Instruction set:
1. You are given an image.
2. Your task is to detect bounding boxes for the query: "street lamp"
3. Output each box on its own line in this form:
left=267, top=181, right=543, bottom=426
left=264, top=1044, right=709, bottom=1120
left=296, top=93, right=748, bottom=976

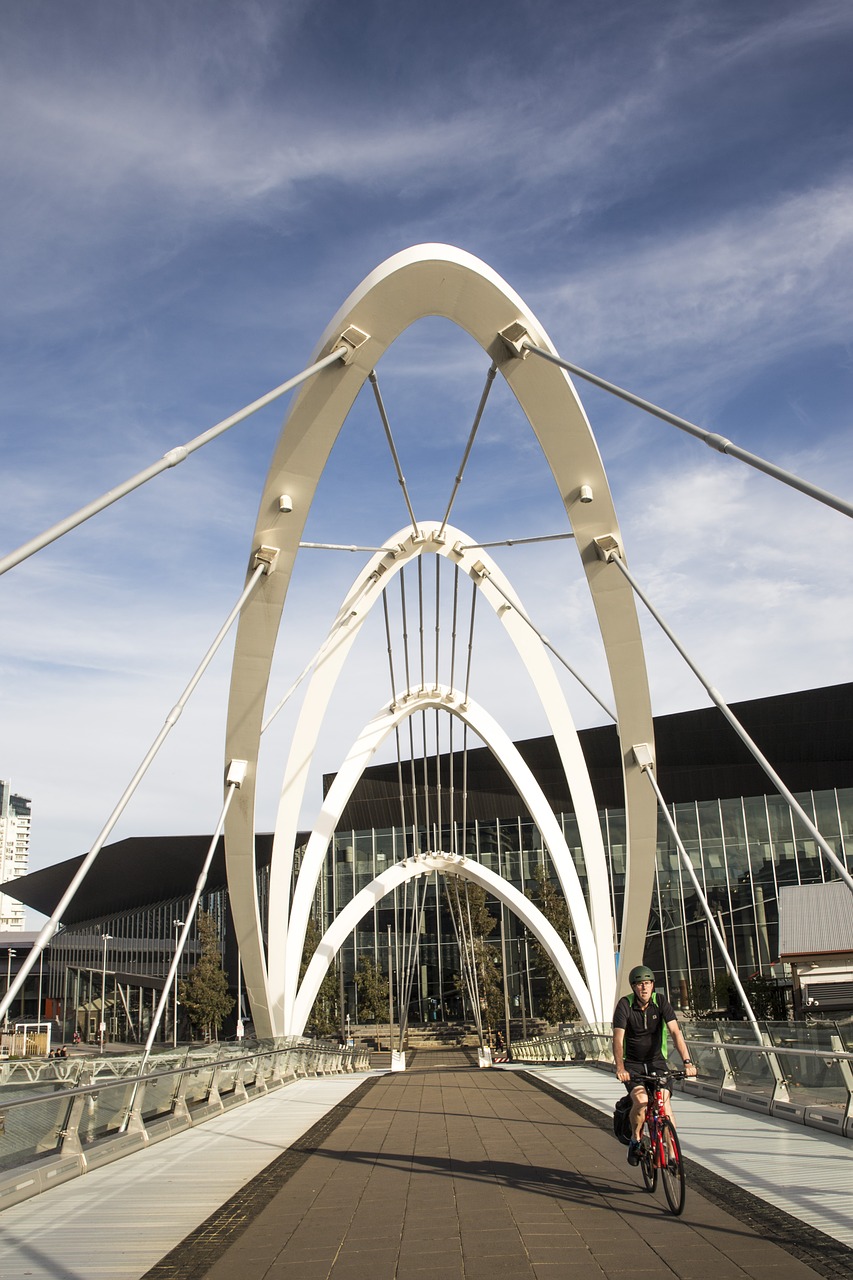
left=173, top=921, right=184, bottom=1049
left=3, top=950, right=16, bottom=1033
left=99, top=935, right=112, bottom=1054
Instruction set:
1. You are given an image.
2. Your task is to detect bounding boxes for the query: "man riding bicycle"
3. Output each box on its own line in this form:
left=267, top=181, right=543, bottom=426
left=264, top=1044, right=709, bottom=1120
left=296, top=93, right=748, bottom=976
left=612, top=965, right=697, bottom=1166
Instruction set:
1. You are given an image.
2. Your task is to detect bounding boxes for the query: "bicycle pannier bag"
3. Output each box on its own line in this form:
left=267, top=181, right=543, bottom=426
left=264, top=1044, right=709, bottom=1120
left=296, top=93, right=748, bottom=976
left=613, top=1095, right=632, bottom=1145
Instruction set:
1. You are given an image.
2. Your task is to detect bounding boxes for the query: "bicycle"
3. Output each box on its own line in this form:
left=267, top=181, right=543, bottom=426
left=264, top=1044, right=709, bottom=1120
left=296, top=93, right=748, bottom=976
left=632, top=1069, right=687, bottom=1215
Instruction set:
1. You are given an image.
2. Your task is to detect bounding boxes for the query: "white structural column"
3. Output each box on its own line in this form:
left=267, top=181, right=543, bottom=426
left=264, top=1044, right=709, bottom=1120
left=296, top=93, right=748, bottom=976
left=283, top=685, right=602, bottom=1027
left=265, top=521, right=615, bottom=1035
left=223, top=245, right=656, bottom=1038
left=291, top=853, right=596, bottom=1033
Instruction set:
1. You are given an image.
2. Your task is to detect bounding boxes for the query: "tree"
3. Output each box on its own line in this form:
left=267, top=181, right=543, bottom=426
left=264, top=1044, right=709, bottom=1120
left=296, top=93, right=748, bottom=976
left=353, top=953, right=389, bottom=1023
left=178, top=909, right=234, bottom=1041
left=300, top=914, right=339, bottom=1037
left=530, top=864, right=580, bottom=1024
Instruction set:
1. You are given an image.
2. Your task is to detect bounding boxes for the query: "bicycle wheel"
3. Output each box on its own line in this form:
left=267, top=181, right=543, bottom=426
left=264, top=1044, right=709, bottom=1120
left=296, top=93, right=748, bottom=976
left=659, top=1119, right=686, bottom=1215
left=640, top=1129, right=657, bottom=1192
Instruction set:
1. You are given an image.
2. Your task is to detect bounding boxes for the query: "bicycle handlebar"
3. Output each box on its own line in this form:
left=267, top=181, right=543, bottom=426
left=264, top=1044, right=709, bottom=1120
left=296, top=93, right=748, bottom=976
left=630, top=1069, right=689, bottom=1086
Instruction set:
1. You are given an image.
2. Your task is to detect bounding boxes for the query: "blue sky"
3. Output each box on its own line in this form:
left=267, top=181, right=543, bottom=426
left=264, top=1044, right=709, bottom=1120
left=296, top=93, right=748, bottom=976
left=2, top=0, right=853, bottom=906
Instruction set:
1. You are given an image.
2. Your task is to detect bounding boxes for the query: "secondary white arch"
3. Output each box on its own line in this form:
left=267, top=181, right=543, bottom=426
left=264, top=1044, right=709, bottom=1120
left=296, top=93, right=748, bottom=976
left=283, top=683, right=604, bottom=1027
left=266, top=520, right=615, bottom=1035
left=224, top=245, right=656, bottom=1039
left=292, top=852, right=596, bottom=1033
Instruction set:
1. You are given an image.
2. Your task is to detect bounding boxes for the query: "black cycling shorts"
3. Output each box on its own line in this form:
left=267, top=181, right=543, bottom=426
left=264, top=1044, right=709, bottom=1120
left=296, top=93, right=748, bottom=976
left=624, top=1058, right=669, bottom=1095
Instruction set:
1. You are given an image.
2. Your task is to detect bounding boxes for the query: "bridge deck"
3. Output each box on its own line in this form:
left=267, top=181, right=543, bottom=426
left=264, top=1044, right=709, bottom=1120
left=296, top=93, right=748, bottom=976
left=0, top=1062, right=849, bottom=1280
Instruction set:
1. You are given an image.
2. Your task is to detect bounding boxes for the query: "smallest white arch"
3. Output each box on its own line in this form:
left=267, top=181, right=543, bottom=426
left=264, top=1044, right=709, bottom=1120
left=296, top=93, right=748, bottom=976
left=291, top=852, right=597, bottom=1034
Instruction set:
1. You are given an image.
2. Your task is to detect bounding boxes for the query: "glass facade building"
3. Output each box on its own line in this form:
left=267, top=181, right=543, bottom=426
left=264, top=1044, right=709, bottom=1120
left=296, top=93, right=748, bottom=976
left=321, top=787, right=853, bottom=1023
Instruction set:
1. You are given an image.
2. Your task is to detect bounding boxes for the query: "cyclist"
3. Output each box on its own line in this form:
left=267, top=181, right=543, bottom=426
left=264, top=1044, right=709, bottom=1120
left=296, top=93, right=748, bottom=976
left=612, top=964, right=696, bottom=1166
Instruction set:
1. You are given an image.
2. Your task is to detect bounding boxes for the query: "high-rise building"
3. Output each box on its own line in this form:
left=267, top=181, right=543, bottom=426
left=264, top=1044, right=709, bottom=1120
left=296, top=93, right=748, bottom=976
left=0, top=781, right=31, bottom=931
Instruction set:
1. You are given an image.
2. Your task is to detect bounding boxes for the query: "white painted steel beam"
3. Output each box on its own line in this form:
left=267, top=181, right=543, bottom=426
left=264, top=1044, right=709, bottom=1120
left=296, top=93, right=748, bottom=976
left=292, top=852, right=596, bottom=1033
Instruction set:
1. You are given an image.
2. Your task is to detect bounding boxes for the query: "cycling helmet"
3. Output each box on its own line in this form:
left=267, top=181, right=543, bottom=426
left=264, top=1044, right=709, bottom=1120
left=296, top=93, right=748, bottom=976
left=628, top=964, right=655, bottom=984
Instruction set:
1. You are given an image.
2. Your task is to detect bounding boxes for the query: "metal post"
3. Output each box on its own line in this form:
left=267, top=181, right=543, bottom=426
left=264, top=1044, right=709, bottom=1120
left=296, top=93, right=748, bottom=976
left=499, top=909, right=511, bottom=1052
left=236, top=949, right=244, bottom=1041
left=37, top=949, right=44, bottom=1028
left=99, top=935, right=112, bottom=1054
left=388, top=925, right=394, bottom=1064
left=3, top=950, right=15, bottom=1032
left=172, top=920, right=184, bottom=1049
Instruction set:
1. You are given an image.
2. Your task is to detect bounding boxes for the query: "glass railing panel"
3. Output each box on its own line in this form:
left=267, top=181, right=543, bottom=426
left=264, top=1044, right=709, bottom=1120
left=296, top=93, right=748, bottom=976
left=139, top=1070, right=181, bottom=1121
left=675, top=1043, right=725, bottom=1087
left=181, top=1064, right=215, bottom=1108
left=78, top=1081, right=137, bottom=1143
left=216, top=1063, right=239, bottom=1095
left=721, top=1046, right=776, bottom=1096
left=0, top=1090, right=75, bottom=1171
left=775, top=1052, right=849, bottom=1111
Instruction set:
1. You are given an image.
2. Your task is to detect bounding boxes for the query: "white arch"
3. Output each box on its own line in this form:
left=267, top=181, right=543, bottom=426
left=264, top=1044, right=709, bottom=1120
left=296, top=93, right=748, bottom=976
left=266, top=520, right=614, bottom=1035
left=283, top=684, right=604, bottom=1026
left=224, top=245, right=656, bottom=1038
left=292, top=852, right=596, bottom=1033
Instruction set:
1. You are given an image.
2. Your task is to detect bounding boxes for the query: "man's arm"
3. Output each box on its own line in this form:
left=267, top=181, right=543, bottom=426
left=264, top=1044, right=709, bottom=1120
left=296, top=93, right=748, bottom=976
left=667, top=1019, right=697, bottom=1077
left=612, top=1026, right=630, bottom=1082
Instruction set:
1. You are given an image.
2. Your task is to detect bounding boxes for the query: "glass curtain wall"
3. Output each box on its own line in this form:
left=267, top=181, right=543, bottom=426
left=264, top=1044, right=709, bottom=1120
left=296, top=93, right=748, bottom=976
left=322, top=787, right=853, bottom=1021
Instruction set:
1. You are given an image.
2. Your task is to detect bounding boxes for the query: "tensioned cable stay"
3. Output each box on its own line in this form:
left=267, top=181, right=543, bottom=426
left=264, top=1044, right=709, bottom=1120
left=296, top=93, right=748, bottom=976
left=398, top=874, right=424, bottom=1049
left=602, top=545, right=853, bottom=896
left=382, top=591, right=410, bottom=853
left=460, top=878, right=486, bottom=1047
left=447, top=876, right=483, bottom=1042
left=434, top=557, right=442, bottom=839
left=0, top=559, right=270, bottom=1024
left=448, top=566, right=461, bottom=850
left=261, top=597, right=367, bottom=734
left=369, top=370, right=419, bottom=538
left=0, top=346, right=349, bottom=578
left=456, top=533, right=575, bottom=550
left=123, top=778, right=242, bottom=1123
left=637, top=762, right=763, bottom=1042
left=483, top=571, right=616, bottom=721
left=520, top=340, right=853, bottom=522
left=417, top=557, right=431, bottom=840
left=399, top=570, right=420, bottom=856
left=299, top=542, right=388, bottom=552
left=438, top=363, right=498, bottom=539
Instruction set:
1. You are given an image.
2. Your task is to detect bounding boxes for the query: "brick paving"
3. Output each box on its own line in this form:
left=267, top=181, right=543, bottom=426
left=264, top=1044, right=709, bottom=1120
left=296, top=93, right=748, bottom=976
left=149, top=1066, right=839, bottom=1280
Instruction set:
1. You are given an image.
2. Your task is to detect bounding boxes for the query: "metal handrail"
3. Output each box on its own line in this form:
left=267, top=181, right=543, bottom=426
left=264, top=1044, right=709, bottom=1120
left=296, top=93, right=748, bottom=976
left=0, top=1042, right=367, bottom=1115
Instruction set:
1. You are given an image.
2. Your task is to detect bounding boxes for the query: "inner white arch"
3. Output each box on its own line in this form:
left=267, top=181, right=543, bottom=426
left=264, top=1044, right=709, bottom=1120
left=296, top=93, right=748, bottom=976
left=291, top=853, right=597, bottom=1034
left=283, top=684, right=604, bottom=1027
left=266, top=521, right=615, bottom=1036
left=224, top=244, right=656, bottom=1040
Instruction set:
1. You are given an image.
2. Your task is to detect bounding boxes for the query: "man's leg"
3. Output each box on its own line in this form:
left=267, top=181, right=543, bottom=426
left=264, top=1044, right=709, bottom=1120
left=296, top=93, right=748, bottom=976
left=630, top=1085, right=648, bottom=1141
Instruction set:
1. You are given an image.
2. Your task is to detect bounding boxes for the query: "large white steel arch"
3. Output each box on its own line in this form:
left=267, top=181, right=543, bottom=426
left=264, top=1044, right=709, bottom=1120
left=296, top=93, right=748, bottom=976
left=224, top=244, right=656, bottom=1039
left=282, top=683, right=604, bottom=1027
left=266, top=520, right=615, bottom=1036
left=292, top=853, right=596, bottom=1034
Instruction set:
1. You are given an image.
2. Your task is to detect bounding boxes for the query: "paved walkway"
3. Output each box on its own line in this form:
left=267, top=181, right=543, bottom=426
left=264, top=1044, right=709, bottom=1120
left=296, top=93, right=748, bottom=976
left=1, top=1064, right=850, bottom=1280
left=148, top=1066, right=846, bottom=1280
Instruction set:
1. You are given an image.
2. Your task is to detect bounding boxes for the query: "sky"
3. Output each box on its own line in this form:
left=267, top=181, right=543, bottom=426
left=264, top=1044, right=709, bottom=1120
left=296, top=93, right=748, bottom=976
left=2, top=0, right=852, bottom=921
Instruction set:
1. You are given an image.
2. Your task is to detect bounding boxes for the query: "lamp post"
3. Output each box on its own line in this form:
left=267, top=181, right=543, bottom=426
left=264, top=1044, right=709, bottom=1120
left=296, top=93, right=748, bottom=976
left=173, top=920, right=184, bottom=1049
left=4, top=950, right=16, bottom=1033
left=99, top=935, right=112, bottom=1054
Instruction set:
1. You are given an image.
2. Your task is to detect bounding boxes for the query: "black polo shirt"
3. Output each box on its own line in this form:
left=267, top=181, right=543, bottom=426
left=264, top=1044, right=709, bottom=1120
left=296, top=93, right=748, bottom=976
left=613, top=991, right=676, bottom=1062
